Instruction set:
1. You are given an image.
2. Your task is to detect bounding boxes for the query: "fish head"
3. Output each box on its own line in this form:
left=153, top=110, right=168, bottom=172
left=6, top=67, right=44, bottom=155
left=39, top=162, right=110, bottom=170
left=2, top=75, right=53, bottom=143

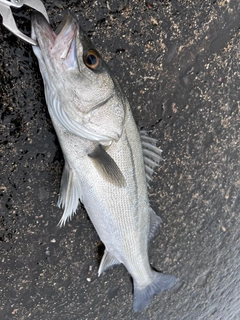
left=31, top=13, right=126, bottom=144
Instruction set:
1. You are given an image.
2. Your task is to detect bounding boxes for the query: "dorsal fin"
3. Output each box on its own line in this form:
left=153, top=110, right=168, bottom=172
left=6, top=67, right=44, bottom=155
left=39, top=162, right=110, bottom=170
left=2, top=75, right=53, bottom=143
left=149, top=207, right=162, bottom=241
left=140, top=131, right=163, bottom=185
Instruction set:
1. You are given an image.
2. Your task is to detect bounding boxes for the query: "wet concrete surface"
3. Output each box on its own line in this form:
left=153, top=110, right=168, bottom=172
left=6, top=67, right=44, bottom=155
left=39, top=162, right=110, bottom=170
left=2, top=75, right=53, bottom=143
left=0, top=0, right=239, bottom=319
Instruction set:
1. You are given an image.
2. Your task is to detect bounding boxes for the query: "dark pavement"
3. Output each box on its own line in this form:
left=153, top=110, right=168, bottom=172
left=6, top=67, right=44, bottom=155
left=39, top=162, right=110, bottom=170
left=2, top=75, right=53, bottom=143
left=0, top=0, right=239, bottom=319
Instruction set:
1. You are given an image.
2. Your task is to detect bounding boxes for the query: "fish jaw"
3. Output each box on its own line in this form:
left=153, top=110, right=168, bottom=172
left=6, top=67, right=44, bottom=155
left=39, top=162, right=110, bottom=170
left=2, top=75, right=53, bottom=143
left=31, top=13, right=78, bottom=72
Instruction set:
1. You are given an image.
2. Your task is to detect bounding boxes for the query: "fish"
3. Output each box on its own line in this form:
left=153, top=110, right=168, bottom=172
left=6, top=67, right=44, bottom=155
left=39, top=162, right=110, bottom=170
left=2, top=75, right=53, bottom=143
left=31, top=12, right=178, bottom=312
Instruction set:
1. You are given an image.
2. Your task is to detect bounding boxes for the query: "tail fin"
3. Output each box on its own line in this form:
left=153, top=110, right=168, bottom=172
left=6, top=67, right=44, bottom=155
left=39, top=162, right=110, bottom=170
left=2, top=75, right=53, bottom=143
left=133, top=271, right=178, bottom=312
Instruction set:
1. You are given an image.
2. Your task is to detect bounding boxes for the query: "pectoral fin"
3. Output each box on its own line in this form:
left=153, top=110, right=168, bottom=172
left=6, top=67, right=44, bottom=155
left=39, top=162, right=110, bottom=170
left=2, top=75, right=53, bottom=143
left=88, top=145, right=126, bottom=187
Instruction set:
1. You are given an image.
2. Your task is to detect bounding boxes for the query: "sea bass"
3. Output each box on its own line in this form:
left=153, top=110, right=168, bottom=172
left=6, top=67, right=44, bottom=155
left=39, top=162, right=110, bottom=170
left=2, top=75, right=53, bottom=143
left=31, top=12, right=177, bottom=312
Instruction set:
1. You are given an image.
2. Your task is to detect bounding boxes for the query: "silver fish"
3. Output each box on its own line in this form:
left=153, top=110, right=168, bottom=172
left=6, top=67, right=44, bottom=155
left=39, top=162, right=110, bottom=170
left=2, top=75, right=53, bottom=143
left=31, top=13, right=177, bottom=312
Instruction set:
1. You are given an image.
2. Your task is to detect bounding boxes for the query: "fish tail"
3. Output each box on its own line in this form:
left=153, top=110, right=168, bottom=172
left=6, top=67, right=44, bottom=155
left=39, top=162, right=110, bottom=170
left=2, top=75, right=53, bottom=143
left=133, top=271, right=178, bottom=312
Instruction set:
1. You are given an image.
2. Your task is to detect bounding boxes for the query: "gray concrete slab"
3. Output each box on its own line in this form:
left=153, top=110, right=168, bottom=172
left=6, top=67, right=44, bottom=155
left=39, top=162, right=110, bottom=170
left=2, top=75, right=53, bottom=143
left=0, top=0, right=239, bottom=319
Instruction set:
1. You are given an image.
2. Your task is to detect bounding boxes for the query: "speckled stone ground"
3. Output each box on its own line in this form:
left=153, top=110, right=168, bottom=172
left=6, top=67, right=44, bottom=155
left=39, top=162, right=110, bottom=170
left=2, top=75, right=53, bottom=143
left=0, top=1, right=239, bottom=319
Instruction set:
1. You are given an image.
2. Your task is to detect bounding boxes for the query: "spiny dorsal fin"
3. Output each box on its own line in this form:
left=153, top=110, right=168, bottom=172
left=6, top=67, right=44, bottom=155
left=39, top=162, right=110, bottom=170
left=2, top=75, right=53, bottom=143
left=140, top=130, right=163, bottom=184
left=88, top=145, right=126, bottom=187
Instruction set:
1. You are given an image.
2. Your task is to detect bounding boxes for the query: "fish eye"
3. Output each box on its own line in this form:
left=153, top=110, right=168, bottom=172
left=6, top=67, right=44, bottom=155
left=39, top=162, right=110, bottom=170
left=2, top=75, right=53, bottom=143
left=84, top=49, right=100, bottom=70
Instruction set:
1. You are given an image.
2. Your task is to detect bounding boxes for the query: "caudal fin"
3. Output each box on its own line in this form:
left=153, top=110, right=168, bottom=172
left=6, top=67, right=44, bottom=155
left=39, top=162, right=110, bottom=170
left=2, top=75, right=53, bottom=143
left=133, top=271, right=178, bottom=312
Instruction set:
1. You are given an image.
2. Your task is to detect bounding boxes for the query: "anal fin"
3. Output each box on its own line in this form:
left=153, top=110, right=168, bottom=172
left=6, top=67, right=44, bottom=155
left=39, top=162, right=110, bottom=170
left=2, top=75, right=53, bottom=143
left=98, top=250, right=121, bottom=276
left=57, top=161, right=82, bottom=227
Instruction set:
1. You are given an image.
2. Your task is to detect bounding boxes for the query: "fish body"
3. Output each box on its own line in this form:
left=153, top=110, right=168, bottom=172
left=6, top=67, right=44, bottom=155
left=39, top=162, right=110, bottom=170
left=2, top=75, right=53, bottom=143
left=31, top=13, right=177, bottom=312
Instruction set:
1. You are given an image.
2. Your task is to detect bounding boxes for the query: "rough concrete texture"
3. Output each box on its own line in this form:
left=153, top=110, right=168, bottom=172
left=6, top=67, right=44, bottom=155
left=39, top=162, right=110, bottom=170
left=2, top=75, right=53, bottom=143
left=0, top=0, right=239, bottom=319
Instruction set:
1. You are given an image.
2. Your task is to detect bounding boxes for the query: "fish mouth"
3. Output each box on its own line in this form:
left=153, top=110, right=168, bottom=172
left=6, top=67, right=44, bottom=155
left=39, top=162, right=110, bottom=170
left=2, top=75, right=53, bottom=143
left=31, top=13, right=77, bottom=69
